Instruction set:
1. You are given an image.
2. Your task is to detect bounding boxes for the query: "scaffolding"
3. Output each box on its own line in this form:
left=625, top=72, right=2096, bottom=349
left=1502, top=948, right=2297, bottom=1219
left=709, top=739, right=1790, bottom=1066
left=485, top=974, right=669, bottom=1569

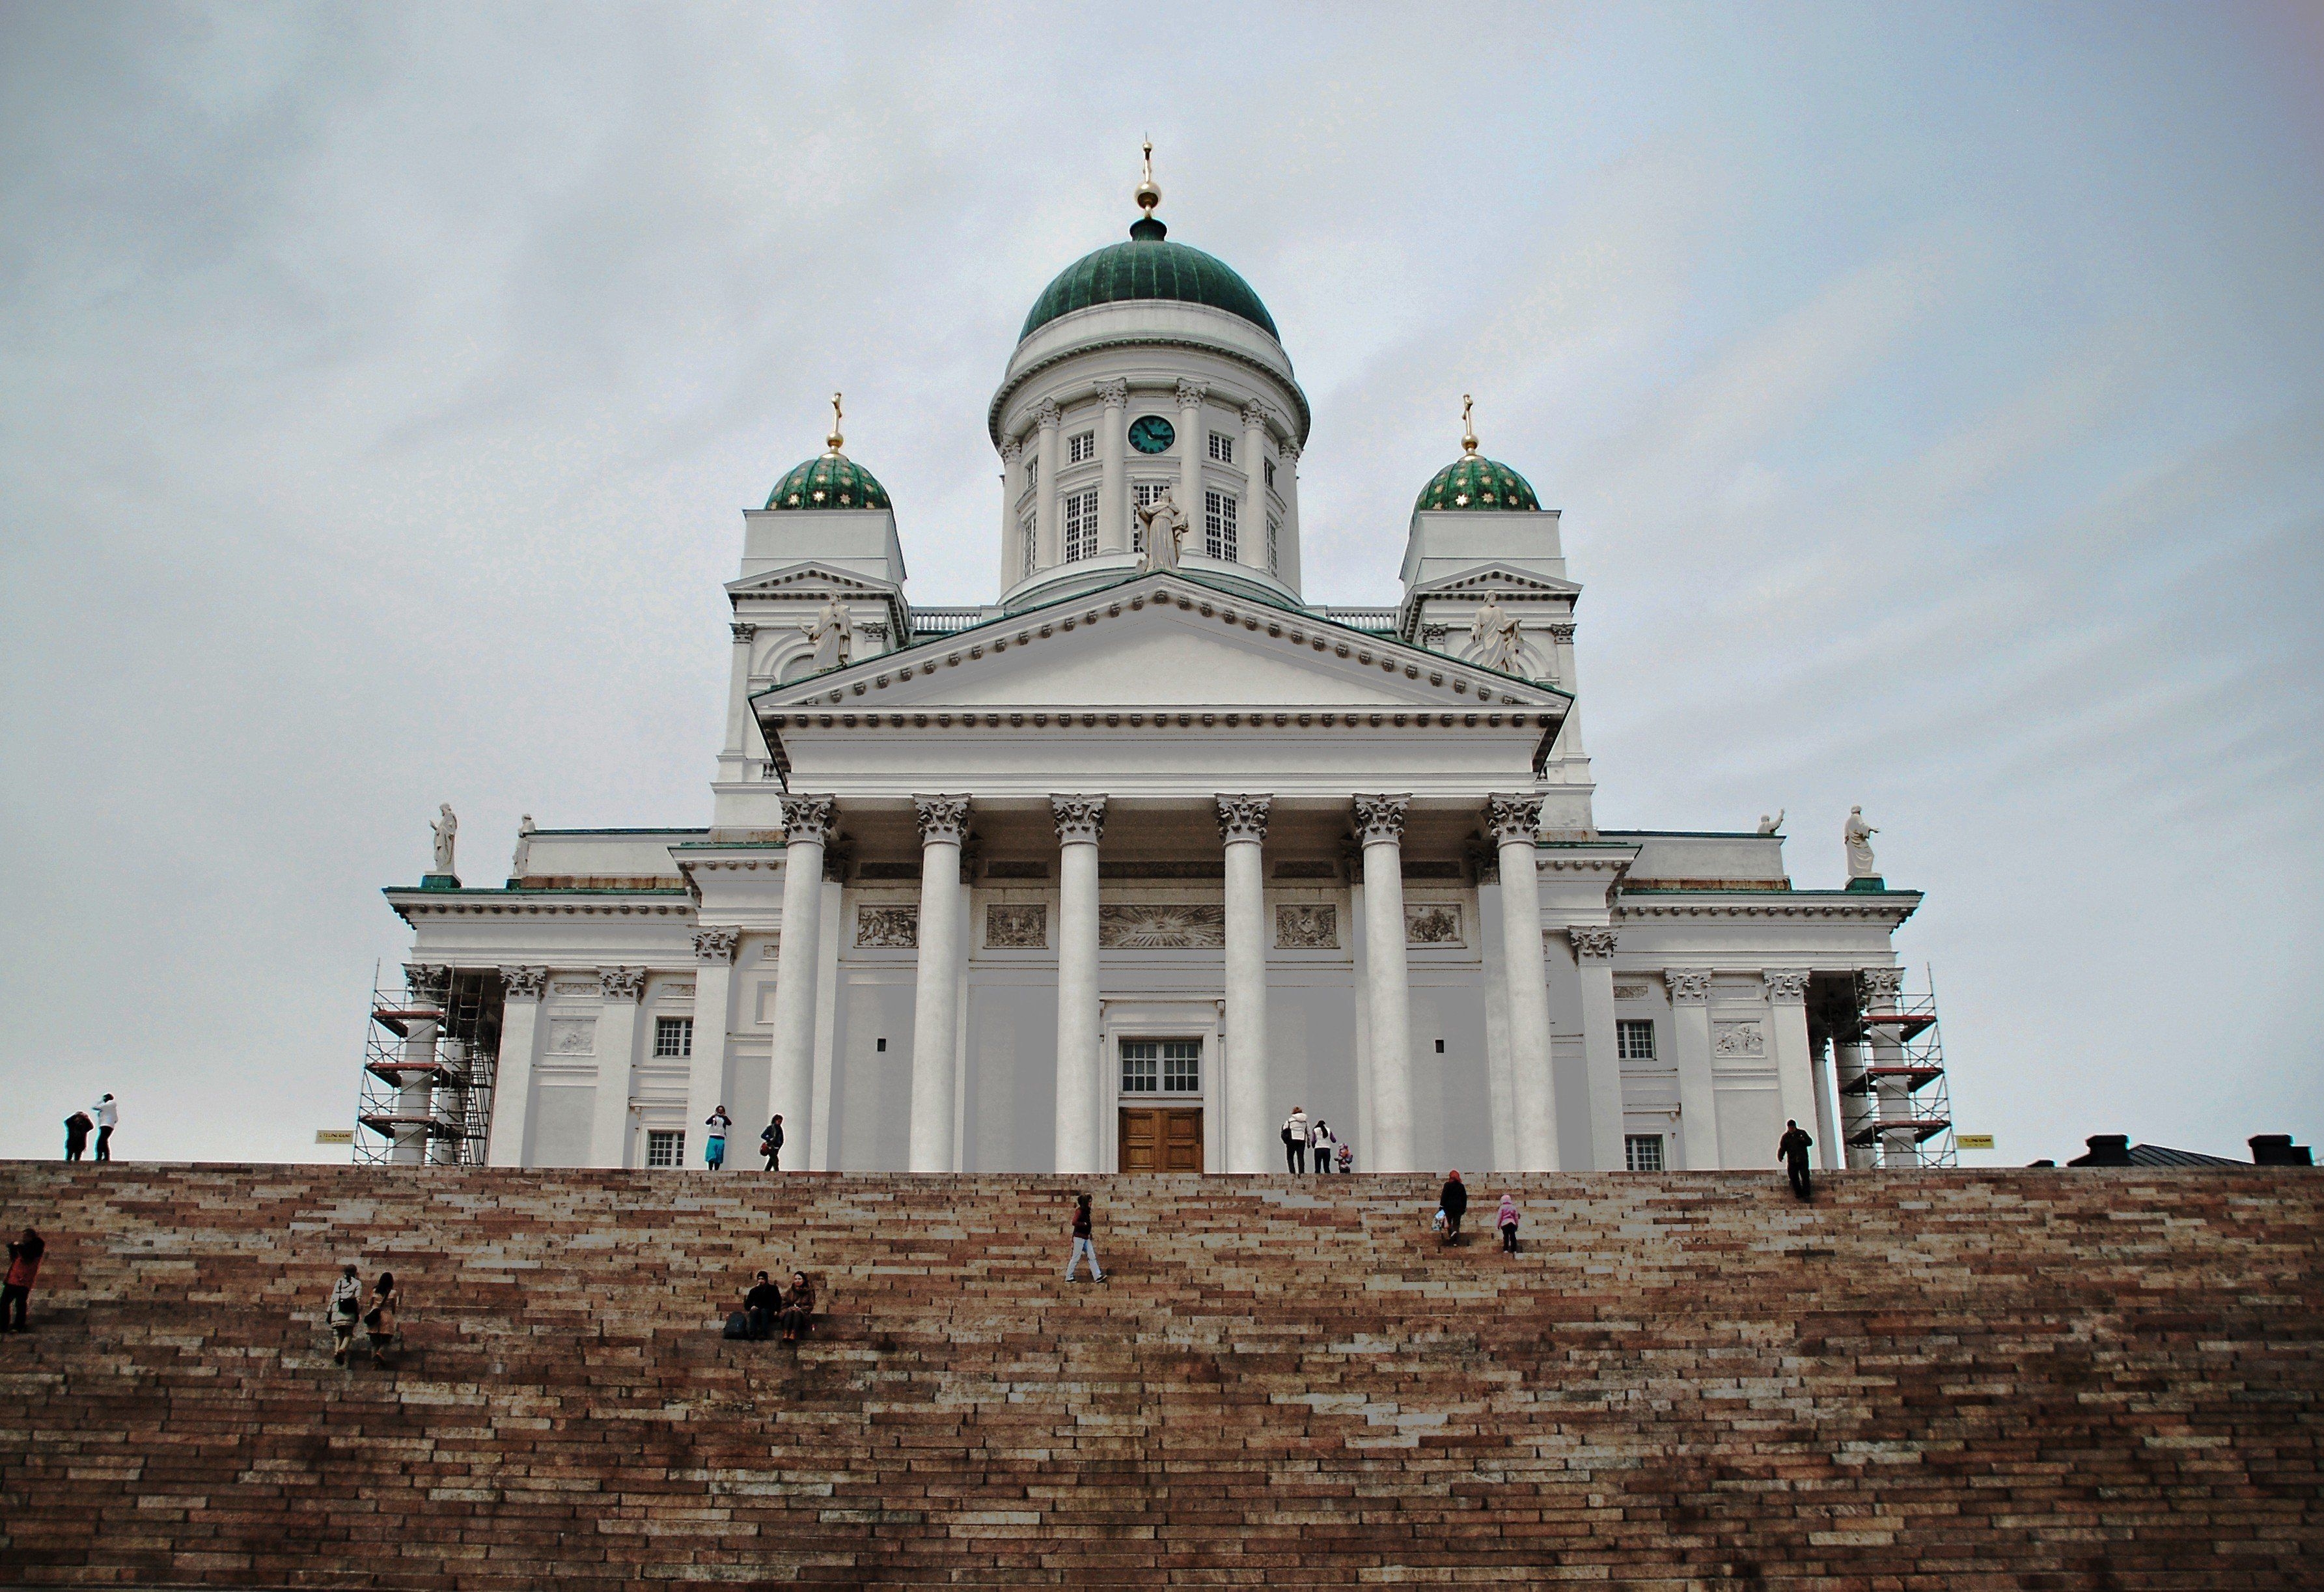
left=353, top=967, right=505, bottom=1167
left=1833, top=975, right=1957, bottom=1169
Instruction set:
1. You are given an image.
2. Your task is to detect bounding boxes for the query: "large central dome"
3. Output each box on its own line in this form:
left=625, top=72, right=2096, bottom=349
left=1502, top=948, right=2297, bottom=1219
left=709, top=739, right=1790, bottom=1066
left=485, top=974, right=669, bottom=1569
left=1019, top=216, right=1279, bottom=343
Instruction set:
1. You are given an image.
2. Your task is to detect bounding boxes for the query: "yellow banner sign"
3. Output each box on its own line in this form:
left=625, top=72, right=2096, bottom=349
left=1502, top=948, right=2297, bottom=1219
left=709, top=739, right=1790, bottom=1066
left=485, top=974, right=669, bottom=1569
left=1954, top=1133, right=1995, bottom=1151
left=314, top=1129, right=355, bottom=1145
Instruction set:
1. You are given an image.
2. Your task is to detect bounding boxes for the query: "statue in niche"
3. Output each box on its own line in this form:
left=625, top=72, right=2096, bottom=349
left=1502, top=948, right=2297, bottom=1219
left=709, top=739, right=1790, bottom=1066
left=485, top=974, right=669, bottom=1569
left=1844, top=805, right=1879, bottom=878
left=430, top=803, right=457, bottom=874
left=805, top=594, right=853, bottom=671
left=1470, top=594, right=1525, bottom=675
left=1135, top=488, right=1187, bottom=573
left=510, top=814, right=536, bottom=880
left=1756, top=809, right=1784, bottom=836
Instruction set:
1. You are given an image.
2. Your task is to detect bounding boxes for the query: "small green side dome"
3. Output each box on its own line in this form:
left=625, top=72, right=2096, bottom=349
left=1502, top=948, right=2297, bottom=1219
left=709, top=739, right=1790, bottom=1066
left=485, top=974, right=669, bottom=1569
left=1021, top=216, right=1279, bottom=342
left=1413, top=453, right=1540, bottom=514
left=767, top=452, right=891, bottom=512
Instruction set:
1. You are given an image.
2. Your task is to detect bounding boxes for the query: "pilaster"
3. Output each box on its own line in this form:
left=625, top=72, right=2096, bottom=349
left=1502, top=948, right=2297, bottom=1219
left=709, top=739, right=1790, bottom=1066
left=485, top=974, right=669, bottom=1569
left=1664, top=968, right=1722, bottom=1171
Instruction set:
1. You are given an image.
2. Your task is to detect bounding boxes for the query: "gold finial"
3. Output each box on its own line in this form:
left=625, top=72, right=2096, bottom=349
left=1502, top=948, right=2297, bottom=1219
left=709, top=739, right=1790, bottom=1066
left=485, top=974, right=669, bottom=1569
left=1135, top=137, right=1161, bottom=214
left=825, top=391, right=844, bottom=455
left=1460, top=393, right=1479, bottom=457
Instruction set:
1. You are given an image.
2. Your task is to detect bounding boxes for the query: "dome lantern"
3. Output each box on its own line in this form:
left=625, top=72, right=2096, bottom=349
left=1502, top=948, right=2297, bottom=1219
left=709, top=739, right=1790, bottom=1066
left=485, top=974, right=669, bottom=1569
left=766, top=392, right=892, bottom=511
left=1413, top=395, right=1540, bottom=514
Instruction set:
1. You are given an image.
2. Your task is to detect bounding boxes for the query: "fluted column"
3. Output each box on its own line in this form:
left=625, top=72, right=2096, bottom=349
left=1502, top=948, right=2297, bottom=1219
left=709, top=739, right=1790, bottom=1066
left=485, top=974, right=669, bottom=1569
left=1488, top=794, right=1560, bottom=1170
left=1097, top=381, right=1129, bottom=555
left=1175, top=380, right=1205, bottom=533
left=486, top=966, right=547, bottom=1166
left=587, top=966, right=647, bottom=1168
left=721, top=623, right=756, bottom=765
left=1239, top=404, right=1269, bottom=572
left=1034, top=400, right=1062, bottom=573
left=1664, top=969, right=1723, bottom=1170
left=1278, top=436, right=1303, bottom=597
left=1567, top=927, right=1625, bottom=1170
left=1051, top=794, right=1107, bottom=1173
left=767, top=795, right=835, bottom=1161
left=1218, top=794, right=1272, bottom=1173
left=1861, top=966, right=1913, bottom=1167
left=909, top=795, right=971, bottom=1171
left=1355, top=795, right=1415, bottom=1172
left=684, top=929, right=741, bottom=1165
left=1808, top=1029, right=1842, bottom=1172
left=999, top=440, right=1023, bottom=589
left=1764, top=970, right=1817, bottom=1162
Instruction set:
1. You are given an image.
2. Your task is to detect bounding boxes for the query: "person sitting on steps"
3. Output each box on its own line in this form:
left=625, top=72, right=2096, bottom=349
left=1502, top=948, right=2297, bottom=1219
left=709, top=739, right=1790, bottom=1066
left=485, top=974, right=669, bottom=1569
left=1438, top=1169, right=1468, bottom=1246
left=743, top=1270, right=784, bottom=1340
left=778, top=1271, right=816, bottom=1343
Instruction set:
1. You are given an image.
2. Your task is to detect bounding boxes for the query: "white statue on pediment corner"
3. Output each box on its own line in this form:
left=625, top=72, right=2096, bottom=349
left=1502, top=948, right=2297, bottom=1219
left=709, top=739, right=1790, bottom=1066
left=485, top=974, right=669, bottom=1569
left=430, top=803, right=457, bottom=874
left=1844, top=805, right=1879, bottom=878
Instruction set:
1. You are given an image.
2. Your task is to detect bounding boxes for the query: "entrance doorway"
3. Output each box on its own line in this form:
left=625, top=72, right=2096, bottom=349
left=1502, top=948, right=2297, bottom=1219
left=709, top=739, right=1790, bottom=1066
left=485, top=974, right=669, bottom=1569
left=1119, top=1107, right=1204, bottom=1172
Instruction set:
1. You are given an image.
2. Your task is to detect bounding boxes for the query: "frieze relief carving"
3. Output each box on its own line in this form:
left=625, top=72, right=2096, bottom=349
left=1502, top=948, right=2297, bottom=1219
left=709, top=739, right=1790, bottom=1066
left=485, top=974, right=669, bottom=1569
left=856, top=905, right=919, bottom=949
left=550, top=978, right=597, bottom=996
left=1713, top=1021, right=1767, bottom=1058
left=1405, top=904, right=1463, bottom=945
left=547, top=1018, right=596, bottom=1056
left=1098, top=903, right=1225, bottom=949
left=985, top=904, right=1048, bottom=949
left=1613, top=983, right=1650, bottom=1001
left=1275, top=904, right=1338, bottom=950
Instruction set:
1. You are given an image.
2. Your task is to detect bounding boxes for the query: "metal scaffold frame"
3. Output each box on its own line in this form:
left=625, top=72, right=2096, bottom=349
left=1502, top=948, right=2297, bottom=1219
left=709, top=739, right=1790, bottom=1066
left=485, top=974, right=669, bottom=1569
left=353, top=967, right=505, bottom=1167
left=1836, top=975, right=1957, bottom=1170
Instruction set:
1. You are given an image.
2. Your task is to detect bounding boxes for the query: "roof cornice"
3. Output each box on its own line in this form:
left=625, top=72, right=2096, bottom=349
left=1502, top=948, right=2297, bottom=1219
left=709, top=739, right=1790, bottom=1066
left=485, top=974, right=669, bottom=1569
left=1614, top=890, right=1923, bottom=926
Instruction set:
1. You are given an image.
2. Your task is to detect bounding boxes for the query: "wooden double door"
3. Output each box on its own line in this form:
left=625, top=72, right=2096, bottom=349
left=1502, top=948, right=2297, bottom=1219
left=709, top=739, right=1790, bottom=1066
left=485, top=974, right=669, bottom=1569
left=1118, top=1108, right=1204, bottom=1173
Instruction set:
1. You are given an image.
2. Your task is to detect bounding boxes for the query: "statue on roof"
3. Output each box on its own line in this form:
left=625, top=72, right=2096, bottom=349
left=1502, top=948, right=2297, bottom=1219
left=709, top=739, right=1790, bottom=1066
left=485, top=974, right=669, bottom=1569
left=805, top=594, right=853, bottom=671
left=1844, top=805, right=1879, bottom=878
left=430, top=803, right=457, bottom=874
left=1470, top=594, right=1525, bottom=675
left=510, top=815, right=535, bottom=881
left=1757, top=809, right=1784, bottom=836
left=1136, top=487, right=1187, bottom=573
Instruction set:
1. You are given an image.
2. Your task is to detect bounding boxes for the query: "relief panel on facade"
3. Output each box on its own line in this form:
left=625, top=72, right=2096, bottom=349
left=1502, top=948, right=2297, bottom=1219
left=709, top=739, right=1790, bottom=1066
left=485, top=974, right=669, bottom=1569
left=855, top=905, right=919, bottom=949
left=1405, top=903, right=1463, bottom=946
left=547, top=1018, right=597, bottom=1056
left=1098, top=903, right=1226, bottom=949
left=985, top=904, right=1049, bottom=949
left=1712, top=1021, right=1766, bottom=1058
left=1275, top=904, right=1338, bottom=949
left=1614, top=983, right=1650, bottom=1001
left=549, top=979, right=596, bottom=996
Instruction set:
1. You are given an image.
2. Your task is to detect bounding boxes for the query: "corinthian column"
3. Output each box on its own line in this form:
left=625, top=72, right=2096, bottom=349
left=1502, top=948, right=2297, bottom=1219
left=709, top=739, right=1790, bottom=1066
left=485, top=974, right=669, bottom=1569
left=685, top=928, right=741, bottom=1167
left=1488, top=794, right=1560, bottom=1171
left=1664, top=968, right=1722, bottom=1170
left=909, top=794, right=971, bottom=1172
left=999, top=439, right=1023, bottom=589
left=1567, top=925, right=1625, bottom=1170
left=1355, top=794, right=1415, bottom=1171
left=1034, top=400, right=1062, bottom=574
left=1277, top=436, right=1303, bottom=596
left=1051, top=794, right=1107, bottom=1173
left=1098, top=382, right=1130, bottom=555
left=1217, top=794, right=1272, bottom=1173
left=767, top=795, right=835, bottom=1162
left=1175, top=380, right=1206, bottom=529
left=1239, top=403, right=1269, bottom=571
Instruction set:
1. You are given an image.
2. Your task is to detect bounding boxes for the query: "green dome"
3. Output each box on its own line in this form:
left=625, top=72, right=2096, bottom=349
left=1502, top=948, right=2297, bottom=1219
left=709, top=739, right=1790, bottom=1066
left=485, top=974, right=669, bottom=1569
left=1021, top=216, right=1279, bottom=342
left=767, top=451, right=891, bottom=512
left=1413, top=453, right=1541, bottom=514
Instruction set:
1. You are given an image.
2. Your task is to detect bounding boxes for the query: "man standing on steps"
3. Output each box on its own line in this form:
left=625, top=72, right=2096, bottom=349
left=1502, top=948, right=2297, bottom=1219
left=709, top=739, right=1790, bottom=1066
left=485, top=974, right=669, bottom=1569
left=1282, top=1106, right=1309, bottom=1175
left=1778, top=1120, right=1815, bottom=1200
left=760, top=1115, right=783, bottom=1172
left=91, top=1095, right=117, bottom=1162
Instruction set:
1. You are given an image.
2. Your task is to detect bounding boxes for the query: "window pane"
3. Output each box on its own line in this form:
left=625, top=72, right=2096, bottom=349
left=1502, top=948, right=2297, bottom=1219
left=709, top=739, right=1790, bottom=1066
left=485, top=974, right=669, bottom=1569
left=1616, top=1019, right=1655, bottom=1061
left=1208, top=432, right=1233, bottom=463
left=1163, top=1040, right=1200, bottom=1093
left=1624, top=1134, right=1664, bottom=1172
left=1120, top=1040, right=1157, bottom=1093
left=646, top=1130, right=685, bottom=1169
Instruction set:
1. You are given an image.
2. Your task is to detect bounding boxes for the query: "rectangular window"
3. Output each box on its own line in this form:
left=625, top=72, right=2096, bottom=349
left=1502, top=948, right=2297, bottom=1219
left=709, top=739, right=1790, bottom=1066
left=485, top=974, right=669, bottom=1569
left=1121, top=1042, right=1157, bottom=1094
left=1264, top=457, right=1276, bottom=490
left=1625, top=1133, right=1665, bottom=1172
left=1025, top=456, right=1037, bottom=490
left=1064, top=489, right=1097, bottom=562
left=1266, top=514, right=1281, bottom=576
left=1123, top=1039, right=1200, bottom=1094
left=1161, top=1040, right=1200, bottom=1093
left=1204, top=491, right=1238, bottom=561
left=1616, top=1019, right=1656, bottom=1061
left=646, top=1130, right=685, bottom=1169
left=654, top=1016, right=693, bottom=1058
left=1068, top=430, right=1094, bottom=465
left=1208, top=432, right=1234, bottom=464
left=1019, top=510, right=1036, bottom=575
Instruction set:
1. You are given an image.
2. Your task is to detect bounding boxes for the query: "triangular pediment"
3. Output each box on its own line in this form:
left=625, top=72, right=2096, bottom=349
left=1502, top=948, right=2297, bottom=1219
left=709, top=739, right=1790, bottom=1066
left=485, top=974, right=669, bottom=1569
left=754, top=572, right=1568, bottom=716
left=726, top=561, right=902, bottom=599
left=1407, top=562, right=1583, bottom=602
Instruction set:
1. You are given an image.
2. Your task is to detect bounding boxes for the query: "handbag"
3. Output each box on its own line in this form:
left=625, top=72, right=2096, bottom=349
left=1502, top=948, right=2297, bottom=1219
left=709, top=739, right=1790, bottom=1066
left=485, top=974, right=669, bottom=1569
left=1282, top=1126, right=1293, bottom=1145
left=362, top=1307, right=383, bottom=1330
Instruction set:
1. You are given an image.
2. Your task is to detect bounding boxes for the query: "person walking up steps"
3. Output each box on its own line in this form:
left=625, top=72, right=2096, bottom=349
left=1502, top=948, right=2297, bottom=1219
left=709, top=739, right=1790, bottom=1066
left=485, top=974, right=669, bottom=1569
left=1282, top=1106, right=1309, bottom=1174
left=325, top=1264, right=363, bottom=1363
left=91, top=1095, right=117, bottom=1161
left=1438, top=1169, right=1469, bottom=1246
left=364, top=1272, right=400, bottom=1369
left=1497, top=1194, right=1520, bottom=1255
left=703, top=1106, right=731, bottom=1171
left=760, top=1115, right=784, bottom=1171
left=3, top=1229, right=44, bottom=1332
left=1778, top=1120, right=1815, bottom=1201
left=1064, top=1192, right=1105, bottom=1283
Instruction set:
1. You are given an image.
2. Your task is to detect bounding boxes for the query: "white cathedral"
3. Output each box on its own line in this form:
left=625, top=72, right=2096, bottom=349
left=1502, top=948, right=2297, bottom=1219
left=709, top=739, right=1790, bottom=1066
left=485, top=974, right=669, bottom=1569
left=378, top=165, right=1929, bottom=1180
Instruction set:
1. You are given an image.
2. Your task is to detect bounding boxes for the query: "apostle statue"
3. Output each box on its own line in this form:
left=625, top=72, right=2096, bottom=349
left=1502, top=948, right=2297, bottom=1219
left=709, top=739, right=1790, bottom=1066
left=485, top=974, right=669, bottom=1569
left=1135, top=488, right=1186, bottom=573
left=510, top=814, right=536, bottom=882
left=1756, top=809, right=1785, bottom=836
left=430, top=803, right=458, bottom=874
left=805, top=594, right=853, bottom=671
left=1470, top=594, right=1525, bottom=675
left=1844, top=805, right=1879, bottom=878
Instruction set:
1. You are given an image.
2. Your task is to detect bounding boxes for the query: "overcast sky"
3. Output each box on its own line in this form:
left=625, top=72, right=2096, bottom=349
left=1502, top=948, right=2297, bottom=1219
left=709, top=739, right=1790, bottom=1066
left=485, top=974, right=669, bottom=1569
left=3, top=2, right=2319, bottom=1167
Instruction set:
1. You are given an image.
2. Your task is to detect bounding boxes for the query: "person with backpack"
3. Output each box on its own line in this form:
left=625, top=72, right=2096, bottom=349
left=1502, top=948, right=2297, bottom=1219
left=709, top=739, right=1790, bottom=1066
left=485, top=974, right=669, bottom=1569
left=4, top=1229, right=44, bottom=1332
left=325, top=1264, right=363, bottom=1364
left=1282, top=1106, right=1309, bottom=1174
left=1437, top=1169, right=1469, bottom=1246
left=1496, top=1193, right=1520, bottom=1255
left=62, top=1111, right=90, bottom=1162
left=703, top=1106, right=732, bottom=1171
left=760, top=1115, right=784, bottom=1172
left=1064, top=1192, right=1104, bottom=1283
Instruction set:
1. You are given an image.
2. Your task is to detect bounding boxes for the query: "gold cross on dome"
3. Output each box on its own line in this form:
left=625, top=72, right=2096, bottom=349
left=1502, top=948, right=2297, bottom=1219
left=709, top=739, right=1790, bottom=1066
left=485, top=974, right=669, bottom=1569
left=827, top=391, right=844, bottom=454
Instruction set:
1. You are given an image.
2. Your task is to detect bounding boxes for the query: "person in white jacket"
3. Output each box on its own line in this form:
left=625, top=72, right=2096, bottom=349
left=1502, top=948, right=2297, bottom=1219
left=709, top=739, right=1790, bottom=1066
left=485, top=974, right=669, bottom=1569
left=324, top=1264, right=363, bottom=1365
left=90, top=1094, right=117, bottom=1162
left=1282, top=1107, right=1310, bottom=1174
left=1308, top=1119, right=1336, bottom=1178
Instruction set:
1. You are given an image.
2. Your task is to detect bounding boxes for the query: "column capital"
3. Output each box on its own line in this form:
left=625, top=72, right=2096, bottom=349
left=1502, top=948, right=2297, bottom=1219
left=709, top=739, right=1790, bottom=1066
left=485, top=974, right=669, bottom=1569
left=1566, top=925, right=1620, bottom=961
left=599, top=966, right=648, bottom=1002
left=1486, top=792, right=1543, bottom=845
left=1098, top=378, right=1130, bottom=409
left=1034, top=398, right=1062, bottom=430
left=1278, top=435, right=1301, bottom=464
left=1174, top=378, right=1208, bottom=409
left=1000, top=437, right=1023, bottom=464
left=1353, top=793, right=1409, bottom=845
left=501, top=966, right=549, bottom=1001
left=1051, top=793, right=1107, bottom=845
left=1547, top=621, right=1577, bottom=643
left=914, top=793, right=972, bottom=845
left=1857, top=967, right=1905, bottom=1010
left=1216, top=793, right=1271, bottom=844
left=1665, top=968, right=1713, bottom=1005
left=1239, top=400, right=1271, bottom=431
left=730, top=621, right=756, bottom=643
left=693, top=927, right=741, bottom=966
left=402, top=963, right=450, bottom=1001
left=1763, top=968, right=1812, bottom=1005
left=781, top=794, right=836, bottom=845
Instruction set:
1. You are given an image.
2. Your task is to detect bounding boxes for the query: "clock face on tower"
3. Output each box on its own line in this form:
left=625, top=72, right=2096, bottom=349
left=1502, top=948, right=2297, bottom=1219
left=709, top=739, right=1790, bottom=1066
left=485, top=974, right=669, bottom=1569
left=1126, top=414, right=1176, bottom=454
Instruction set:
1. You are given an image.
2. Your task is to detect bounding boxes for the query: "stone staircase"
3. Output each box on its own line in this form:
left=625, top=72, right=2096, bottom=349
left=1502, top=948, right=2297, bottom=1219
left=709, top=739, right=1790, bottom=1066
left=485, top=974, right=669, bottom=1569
left=0, top=1162, right=2317, bottom=1588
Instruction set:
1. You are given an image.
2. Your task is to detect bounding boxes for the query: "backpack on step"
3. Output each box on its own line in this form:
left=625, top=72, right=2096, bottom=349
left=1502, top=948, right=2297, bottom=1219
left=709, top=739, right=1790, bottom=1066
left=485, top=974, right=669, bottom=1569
left=722, top=1311, right=751, bottom=1340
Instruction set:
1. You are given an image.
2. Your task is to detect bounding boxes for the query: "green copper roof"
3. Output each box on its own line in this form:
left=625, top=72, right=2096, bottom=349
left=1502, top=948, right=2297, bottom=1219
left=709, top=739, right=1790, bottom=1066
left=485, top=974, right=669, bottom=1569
left=767, top=452, right=891, bottom=512
left=1021, top=216, right=1279, bottom=342
left=1413, top=454, right=1541, bottom=514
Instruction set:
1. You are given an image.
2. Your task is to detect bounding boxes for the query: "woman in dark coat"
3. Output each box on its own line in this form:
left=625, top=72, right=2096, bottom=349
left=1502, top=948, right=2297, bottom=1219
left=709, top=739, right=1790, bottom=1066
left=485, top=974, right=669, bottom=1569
left=1439, top=1170, right=1468, bottom=1245
left=778, top=1271, right=815, bottom=1343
